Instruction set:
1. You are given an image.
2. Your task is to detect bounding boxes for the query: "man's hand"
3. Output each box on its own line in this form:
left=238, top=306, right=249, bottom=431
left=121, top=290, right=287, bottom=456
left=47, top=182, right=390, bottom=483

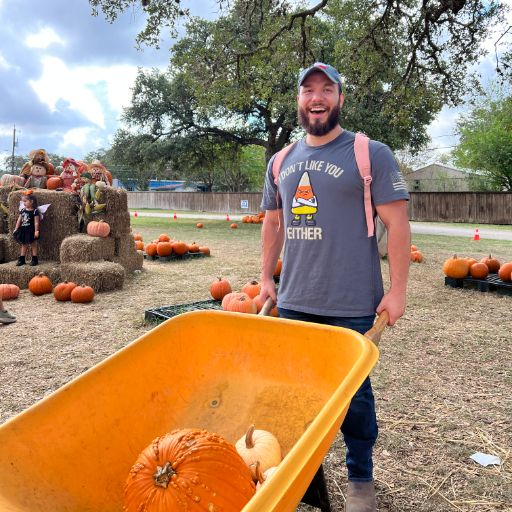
left=376, top=290, right=406, bottom=326
left=259, top=277, right=277, bottom=304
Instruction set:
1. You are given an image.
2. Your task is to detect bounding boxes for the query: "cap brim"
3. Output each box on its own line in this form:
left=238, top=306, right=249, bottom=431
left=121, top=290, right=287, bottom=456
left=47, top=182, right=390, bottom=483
left=299, top=67, right=338, bottom=87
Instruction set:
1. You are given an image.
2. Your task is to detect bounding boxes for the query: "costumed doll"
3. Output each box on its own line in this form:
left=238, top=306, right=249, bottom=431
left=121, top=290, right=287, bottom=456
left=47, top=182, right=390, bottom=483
left=88, top=160, right=112, bottom=186
left=19, top=149, right=54, bottom=180
left=60, top=157, right=80, bottom=192
left=12, top=191, right=49, bottom=266
left=24, top=160, right=48, bottom=189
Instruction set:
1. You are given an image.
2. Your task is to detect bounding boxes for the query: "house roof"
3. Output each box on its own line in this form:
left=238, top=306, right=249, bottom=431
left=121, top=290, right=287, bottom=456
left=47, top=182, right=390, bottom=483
left=411, top=162, right=475, bottom=175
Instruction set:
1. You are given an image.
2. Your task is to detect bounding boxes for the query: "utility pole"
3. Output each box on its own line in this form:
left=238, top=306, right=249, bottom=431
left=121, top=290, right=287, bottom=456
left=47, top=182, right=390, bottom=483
left=11, top=124, right=17, bottom=173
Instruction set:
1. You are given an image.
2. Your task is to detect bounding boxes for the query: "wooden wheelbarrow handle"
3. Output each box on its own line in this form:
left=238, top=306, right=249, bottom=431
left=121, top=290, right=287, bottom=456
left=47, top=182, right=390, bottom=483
left=258, top=297, right=275, bottom=316
left=364, top=310, right=389, bottom=346
left=260, top=298, right=389, bottom=346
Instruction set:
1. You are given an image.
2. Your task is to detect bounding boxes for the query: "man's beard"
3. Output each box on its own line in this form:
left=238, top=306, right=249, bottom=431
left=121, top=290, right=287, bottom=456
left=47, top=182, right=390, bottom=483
left=298, top=102, right=341, bottom=136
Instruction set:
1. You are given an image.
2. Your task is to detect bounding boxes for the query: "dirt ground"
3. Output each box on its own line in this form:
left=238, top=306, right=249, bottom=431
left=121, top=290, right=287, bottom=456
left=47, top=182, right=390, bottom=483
left=0, top=225, right=510, bottom=511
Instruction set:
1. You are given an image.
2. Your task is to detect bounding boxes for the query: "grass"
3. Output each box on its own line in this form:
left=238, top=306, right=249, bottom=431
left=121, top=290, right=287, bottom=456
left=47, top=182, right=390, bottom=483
left=2, top=217, right=510, bottom=512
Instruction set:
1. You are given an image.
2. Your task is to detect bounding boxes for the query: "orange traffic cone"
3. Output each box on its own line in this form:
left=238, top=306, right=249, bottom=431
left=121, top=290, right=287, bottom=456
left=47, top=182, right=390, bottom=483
left=134, top=211, right=138, bottom=217
left=473, top=228, right=480, bottom=241
left=173, top=212, right=177, bottom=220
left=226, top=214, right=230, bottom=221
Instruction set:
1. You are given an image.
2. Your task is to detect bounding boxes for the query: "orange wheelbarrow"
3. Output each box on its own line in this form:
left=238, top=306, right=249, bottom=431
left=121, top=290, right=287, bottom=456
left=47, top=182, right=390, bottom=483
left=0, top=308, right=383, bottom=511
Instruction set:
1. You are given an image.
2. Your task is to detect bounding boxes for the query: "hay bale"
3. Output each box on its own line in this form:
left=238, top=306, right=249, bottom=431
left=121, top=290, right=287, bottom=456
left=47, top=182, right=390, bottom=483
left=0, top=186, right=11, bottom=234
left=8, top=189, right=79, bottom=261
left=60, top=234, right=115, bottom=263
left=0, top=261, right=61, bottom=289
left=60, top=261, right=125, bottom=292
left=114, top=233, right=144, bottom=273
left=0, top=234, right=22, bottom=263
left=83, top=187, right=130, bottom=238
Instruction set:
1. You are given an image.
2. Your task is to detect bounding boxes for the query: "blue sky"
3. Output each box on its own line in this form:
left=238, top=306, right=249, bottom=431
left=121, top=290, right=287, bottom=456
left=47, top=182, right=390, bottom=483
left=0, top=0, right=510, bottom=165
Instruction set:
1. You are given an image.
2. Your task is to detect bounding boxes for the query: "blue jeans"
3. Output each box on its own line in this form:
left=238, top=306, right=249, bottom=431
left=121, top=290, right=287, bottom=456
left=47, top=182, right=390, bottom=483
left=278, top=308, right=378, bottom=482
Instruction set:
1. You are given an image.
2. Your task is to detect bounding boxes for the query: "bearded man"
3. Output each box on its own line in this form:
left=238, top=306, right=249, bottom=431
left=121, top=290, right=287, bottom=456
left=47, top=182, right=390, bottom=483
left=259, top=63, right=411, bottom=511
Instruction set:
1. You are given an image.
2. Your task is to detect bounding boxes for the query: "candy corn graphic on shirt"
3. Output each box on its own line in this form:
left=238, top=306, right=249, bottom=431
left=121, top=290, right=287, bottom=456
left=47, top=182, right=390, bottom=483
left=261, top=130, right=409, bottom=316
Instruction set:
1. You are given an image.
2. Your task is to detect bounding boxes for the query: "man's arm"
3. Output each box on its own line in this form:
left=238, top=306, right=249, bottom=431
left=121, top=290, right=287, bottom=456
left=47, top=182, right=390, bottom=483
left=260, top=209, right=285, bottom=303
left=375, top=200, right=410, bottom=325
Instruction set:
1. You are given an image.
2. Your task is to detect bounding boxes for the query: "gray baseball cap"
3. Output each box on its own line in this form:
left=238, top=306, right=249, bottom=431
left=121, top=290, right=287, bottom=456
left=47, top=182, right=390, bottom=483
left=298, top=62, right=343, bottom=91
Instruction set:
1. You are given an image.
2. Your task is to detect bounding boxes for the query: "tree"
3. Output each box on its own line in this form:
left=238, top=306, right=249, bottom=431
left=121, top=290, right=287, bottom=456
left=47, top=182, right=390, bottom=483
left=453, top=95, right=512, bottom=190
left=105, top=0, right=502, bottom=164
left=1, top=155, right=25, bottom=174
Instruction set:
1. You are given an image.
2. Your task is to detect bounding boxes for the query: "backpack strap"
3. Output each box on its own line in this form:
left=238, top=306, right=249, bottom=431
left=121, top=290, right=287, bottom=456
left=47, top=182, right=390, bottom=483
left=354, top=132, right=374, bottom=237
left=272, top=142, right=296, bottom=185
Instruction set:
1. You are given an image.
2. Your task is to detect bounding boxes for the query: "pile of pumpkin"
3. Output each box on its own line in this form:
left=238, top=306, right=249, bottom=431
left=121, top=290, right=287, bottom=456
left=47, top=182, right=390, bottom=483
left=410, top=244, right=423, bottom=263
left=0, top=274, right=95, bottom=303
left=209, top=260, right=282, bottom=315
left=134, top=233, right=211, bottom=258
left=242, top=212, right=265, bottom=224
left=124, top=424, right=283, bottom=512
left=442, top=254, right=512, bottom=282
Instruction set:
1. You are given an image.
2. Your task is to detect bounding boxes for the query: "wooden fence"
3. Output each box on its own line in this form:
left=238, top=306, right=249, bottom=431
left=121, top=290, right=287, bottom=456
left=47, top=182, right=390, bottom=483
left=127, top=191, right=512, bottom=224
left=408, top=192, right=512, bottom=224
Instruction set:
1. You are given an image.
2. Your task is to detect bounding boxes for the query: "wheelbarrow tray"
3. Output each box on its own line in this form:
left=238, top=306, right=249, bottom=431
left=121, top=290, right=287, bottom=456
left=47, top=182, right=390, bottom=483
left=0, top=310, right=379, bottom=512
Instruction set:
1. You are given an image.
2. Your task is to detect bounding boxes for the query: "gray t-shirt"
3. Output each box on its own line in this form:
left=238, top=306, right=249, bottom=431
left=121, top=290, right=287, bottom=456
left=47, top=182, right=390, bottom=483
left=261, top=130, right=409, bottom=317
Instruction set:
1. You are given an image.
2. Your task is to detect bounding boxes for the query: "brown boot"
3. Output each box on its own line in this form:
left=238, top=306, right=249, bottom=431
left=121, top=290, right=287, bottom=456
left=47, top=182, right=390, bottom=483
left=346, top=480, right=376, bottom=512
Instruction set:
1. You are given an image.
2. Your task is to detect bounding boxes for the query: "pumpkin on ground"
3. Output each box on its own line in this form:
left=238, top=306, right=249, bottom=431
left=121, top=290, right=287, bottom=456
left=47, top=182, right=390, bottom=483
left=230, top=223, right=238, bottom=229
left=442, top=255, right=469, bottom=279
left=70, top=285, right=95, bottom=303
left=410, top=245, right=418, bottom=252
left=498, top=261, right=512, bottom=282
left=158, top=234, right=171, bottom=242
left=469, top=263, right=489, bottom=280
left=222, top=292, right=249, bottom=310
left=135, top=240, right=144, bottom=251
left=0, top=284, right=20, bottom=300
left=172, top=241, right=189, bottom=256
left=210, top=278, right=232, bottom=300
left=53, top=281, right=77, bottom=301
left=480, top=255, right=501, bottom=273
left=196, top=222, right=203, bottom=228
left=156, top=241, right=172, bottom=257
left=410, top=250, right=423, bottom=263
left=198, top=245, right=210, bottom=256
left=241, top=280, right=261, bottom=299
left=133, top=233, right=143, bottom=241
left=145, top=242, right=158, bottom=257
left=188, top=242, right=200, bottom=253
left=235, top=425, right=282, bottom=481
left=123, top=429, right=255, bottom=512
left=28, top=273, right=53, bottom=296
left=465, top=257, right=478, bottom=268
left=87, top=220, right=111, bottom=238
left=226, top=295, right=257, bottom=314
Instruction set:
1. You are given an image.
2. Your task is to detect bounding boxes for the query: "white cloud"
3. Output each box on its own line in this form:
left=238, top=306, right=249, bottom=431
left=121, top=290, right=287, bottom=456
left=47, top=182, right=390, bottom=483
left=25, top=27, right=65, bottom=50
left=0, top=54, right=11, bottom=70
left=58, top=127, right=95, bottom=153
left=28, top=56, right=148, bottom=130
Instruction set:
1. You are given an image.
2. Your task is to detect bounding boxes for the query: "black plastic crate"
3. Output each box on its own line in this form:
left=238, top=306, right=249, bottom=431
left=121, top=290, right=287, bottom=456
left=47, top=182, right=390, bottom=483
left=143, top=252, right=206, bottom=262
left=145, top=299, right=222, bottom=323
left=445, top=274, right=512, bottom=296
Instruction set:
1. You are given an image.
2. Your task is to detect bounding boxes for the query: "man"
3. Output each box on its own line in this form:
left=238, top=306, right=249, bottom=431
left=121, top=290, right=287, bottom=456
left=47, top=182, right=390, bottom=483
left=259, top=63, right=411, bottom=511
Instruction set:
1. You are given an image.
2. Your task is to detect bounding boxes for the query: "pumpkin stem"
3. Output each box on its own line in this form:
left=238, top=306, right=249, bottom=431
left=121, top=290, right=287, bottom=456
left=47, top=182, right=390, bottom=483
left=245, top=424, right=256, bottom=449
left=153, top=461, right=176, bottom=488
left=254, top=461, right=264, bottom=484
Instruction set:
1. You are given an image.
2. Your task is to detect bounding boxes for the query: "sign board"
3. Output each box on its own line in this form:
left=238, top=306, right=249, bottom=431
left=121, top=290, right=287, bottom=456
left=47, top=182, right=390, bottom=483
left=240, top=199, right=249, bottom=209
